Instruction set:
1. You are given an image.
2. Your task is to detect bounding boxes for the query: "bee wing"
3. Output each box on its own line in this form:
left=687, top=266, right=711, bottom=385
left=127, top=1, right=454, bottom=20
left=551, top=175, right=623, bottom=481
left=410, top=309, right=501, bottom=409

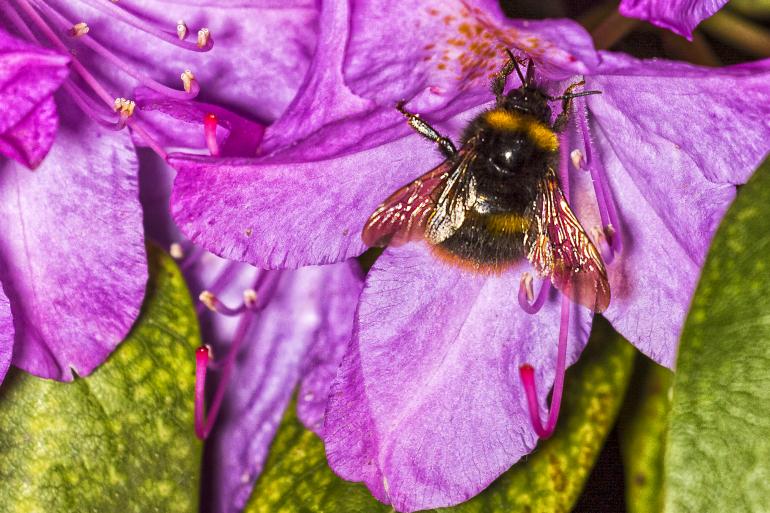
left=425, top=148, right=478, bottom=244
left=362, top=144, right=478, bottom=248
left=362, top=160, right=452, bottom=247
left=527, top=173, right=611, bottom=313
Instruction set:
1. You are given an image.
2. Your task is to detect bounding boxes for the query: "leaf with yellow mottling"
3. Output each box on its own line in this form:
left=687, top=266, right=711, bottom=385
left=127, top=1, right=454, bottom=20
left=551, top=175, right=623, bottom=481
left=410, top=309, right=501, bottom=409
left=663, top=159, right=770, bottom=512
left=0, top=245, right=201, bottom=513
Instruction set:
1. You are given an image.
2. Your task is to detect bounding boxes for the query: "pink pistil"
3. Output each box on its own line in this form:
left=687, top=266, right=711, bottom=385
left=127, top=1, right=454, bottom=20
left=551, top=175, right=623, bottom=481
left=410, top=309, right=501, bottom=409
left=519, top=295, right=571, bottom=439
left=204, top=113, right=221, bottom=156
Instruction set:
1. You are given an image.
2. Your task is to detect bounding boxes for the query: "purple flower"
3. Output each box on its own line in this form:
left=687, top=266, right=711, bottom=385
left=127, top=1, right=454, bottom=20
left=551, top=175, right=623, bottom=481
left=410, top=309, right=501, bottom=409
left=0, top=0, right=315, bottom=384
left=168, top=0, right=770, bottom=511
left=618, top=0, right=728, bottom=39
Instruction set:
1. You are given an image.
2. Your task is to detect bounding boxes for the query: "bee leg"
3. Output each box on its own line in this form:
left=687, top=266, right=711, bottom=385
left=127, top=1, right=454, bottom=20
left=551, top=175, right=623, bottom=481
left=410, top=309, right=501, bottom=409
left=492, top=49, right=525, bottom=102
left=396, top=100, right=457, bottom=158
left=552, top=80, right=586, bottom=132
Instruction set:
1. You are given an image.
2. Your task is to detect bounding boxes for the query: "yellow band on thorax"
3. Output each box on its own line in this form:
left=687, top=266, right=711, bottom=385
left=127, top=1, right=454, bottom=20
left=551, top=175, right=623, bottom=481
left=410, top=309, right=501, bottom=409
left=484, top=110, right=559, bottom=152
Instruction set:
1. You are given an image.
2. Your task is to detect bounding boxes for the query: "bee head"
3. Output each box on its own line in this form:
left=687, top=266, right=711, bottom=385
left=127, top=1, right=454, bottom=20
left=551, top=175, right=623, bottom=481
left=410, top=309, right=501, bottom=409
left=502, top=86, right=552, bottom=122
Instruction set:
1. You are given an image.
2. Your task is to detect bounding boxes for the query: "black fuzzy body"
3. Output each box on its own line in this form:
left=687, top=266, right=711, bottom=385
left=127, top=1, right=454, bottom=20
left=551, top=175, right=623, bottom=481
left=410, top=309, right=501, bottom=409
left=435, top=91, right=559, bottom=269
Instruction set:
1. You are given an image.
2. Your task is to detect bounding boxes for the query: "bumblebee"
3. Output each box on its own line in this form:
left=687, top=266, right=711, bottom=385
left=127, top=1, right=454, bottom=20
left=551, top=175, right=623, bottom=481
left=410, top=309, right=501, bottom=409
left=363, top=52, right=610, bottom=313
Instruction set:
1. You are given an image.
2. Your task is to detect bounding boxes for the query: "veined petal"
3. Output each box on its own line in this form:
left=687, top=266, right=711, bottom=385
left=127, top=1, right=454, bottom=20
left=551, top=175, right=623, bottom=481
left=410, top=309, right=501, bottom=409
left=619, top=0, right=728, bottom=39
left=169, top=110, right=447, bottom=269
left=201, top=262, right=362, bottom=513
left=324, top=243, right=592, bottom=512
left=0, top=106, right=147, bottom=381
left=585, top=54, right=770, bottom=367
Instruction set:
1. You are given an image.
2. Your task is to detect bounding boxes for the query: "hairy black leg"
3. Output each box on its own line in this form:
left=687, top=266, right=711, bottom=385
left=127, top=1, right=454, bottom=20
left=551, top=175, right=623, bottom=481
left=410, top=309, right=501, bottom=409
left=396, top=100, right=457, bottom=158
left=552, top=81, right=601, bottom=132
left=492, top=49, right=525, bottom=102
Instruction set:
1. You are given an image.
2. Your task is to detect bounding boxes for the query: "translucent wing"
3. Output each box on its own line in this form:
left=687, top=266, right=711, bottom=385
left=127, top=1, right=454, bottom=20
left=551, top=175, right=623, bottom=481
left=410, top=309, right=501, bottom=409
left=527, top=172, right=611, bottom=313
left=363, top=145, right=477, bottom=248
left=425, top=148, right=478, bottom=244
left=362, top=161, right=451, bottom=247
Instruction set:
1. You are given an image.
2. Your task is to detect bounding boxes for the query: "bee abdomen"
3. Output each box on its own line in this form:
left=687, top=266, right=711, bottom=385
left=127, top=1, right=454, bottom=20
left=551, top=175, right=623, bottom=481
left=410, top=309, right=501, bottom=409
left=433, top=211, right=528, bottom=271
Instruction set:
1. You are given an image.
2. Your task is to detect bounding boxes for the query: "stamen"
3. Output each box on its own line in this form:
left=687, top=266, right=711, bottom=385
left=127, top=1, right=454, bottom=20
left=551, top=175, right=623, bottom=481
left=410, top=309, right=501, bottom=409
left=195, top=263, right=241, bottom=315
left=77, top=0, right=213, bottom=51
left=63, top=82, right=126, bottom=130
left=576, top=99, right=624, bottom=257
left=204, top=113, right=221, bottom=156
left=114, top=97, right=136, bottom=116
left=197, top=28, right=211, bottom=49
left=198, top=289, right=258, bottom=316
left=193, top=271, right=282, bottom=439
left=176, top=20, right=188, bottom=40
left=70, top=21, right=89, bottom=38
left=591, top=226, right=614, bottom=264
left=180, top=69, right=199, bottom=95
left=518, top=272, right=551, bottom=314
left=34, top=0, right=199, bottom=101
left=13, top=0, right=171, bottom=160
left=519, top=295, right=571, bottom=439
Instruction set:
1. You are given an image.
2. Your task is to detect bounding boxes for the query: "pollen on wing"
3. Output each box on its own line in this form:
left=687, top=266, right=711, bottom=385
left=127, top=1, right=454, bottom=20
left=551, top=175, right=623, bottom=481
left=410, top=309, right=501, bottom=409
left=484, top=110, right=559, bottom=152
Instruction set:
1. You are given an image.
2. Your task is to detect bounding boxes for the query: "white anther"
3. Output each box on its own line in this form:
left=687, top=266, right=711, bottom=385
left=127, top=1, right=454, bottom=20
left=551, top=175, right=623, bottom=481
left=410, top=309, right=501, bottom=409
left=604, top=224, right=616, bottom=237
left=176, top=20, right=188, bottom=40
left=70, top=22, right=89, bottom=38
left=199, top=290, right=217, bottom=312
left=181, top=70, right=195, bottom=93
left=243, top=289, right=258, bottom=309
left=197, top=28, right=210, bottom=48
left=570, top=149, right=585, bottom=171
left=113, top=97, right=136, bottom=117
left=520, top=272, right=534, bottom=303
left=169, top=243, right=184, bottom=259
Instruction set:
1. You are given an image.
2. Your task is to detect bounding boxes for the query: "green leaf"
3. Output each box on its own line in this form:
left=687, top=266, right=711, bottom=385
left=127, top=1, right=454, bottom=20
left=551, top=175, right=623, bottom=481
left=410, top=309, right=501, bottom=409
left=0, top=245, right=202, bottom=513
left=246, top=317, right=635, bottom=513
left=664, top=160, right=770, bottom=512
left=728, top=0, right=770, bottom=20
left=619, top=357, right=673, bottom=513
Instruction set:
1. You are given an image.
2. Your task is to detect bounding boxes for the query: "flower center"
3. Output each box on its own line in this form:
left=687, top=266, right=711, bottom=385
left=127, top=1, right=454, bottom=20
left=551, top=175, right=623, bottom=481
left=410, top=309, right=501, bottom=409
left=2, top=0, right=213, bottom=159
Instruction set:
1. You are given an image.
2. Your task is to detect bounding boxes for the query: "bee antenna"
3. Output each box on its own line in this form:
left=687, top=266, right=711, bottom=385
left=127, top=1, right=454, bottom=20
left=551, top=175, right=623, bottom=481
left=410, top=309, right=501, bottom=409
left=525, top=59, right=536, bottom=86
left=506, top=49, right=526, bottom=86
